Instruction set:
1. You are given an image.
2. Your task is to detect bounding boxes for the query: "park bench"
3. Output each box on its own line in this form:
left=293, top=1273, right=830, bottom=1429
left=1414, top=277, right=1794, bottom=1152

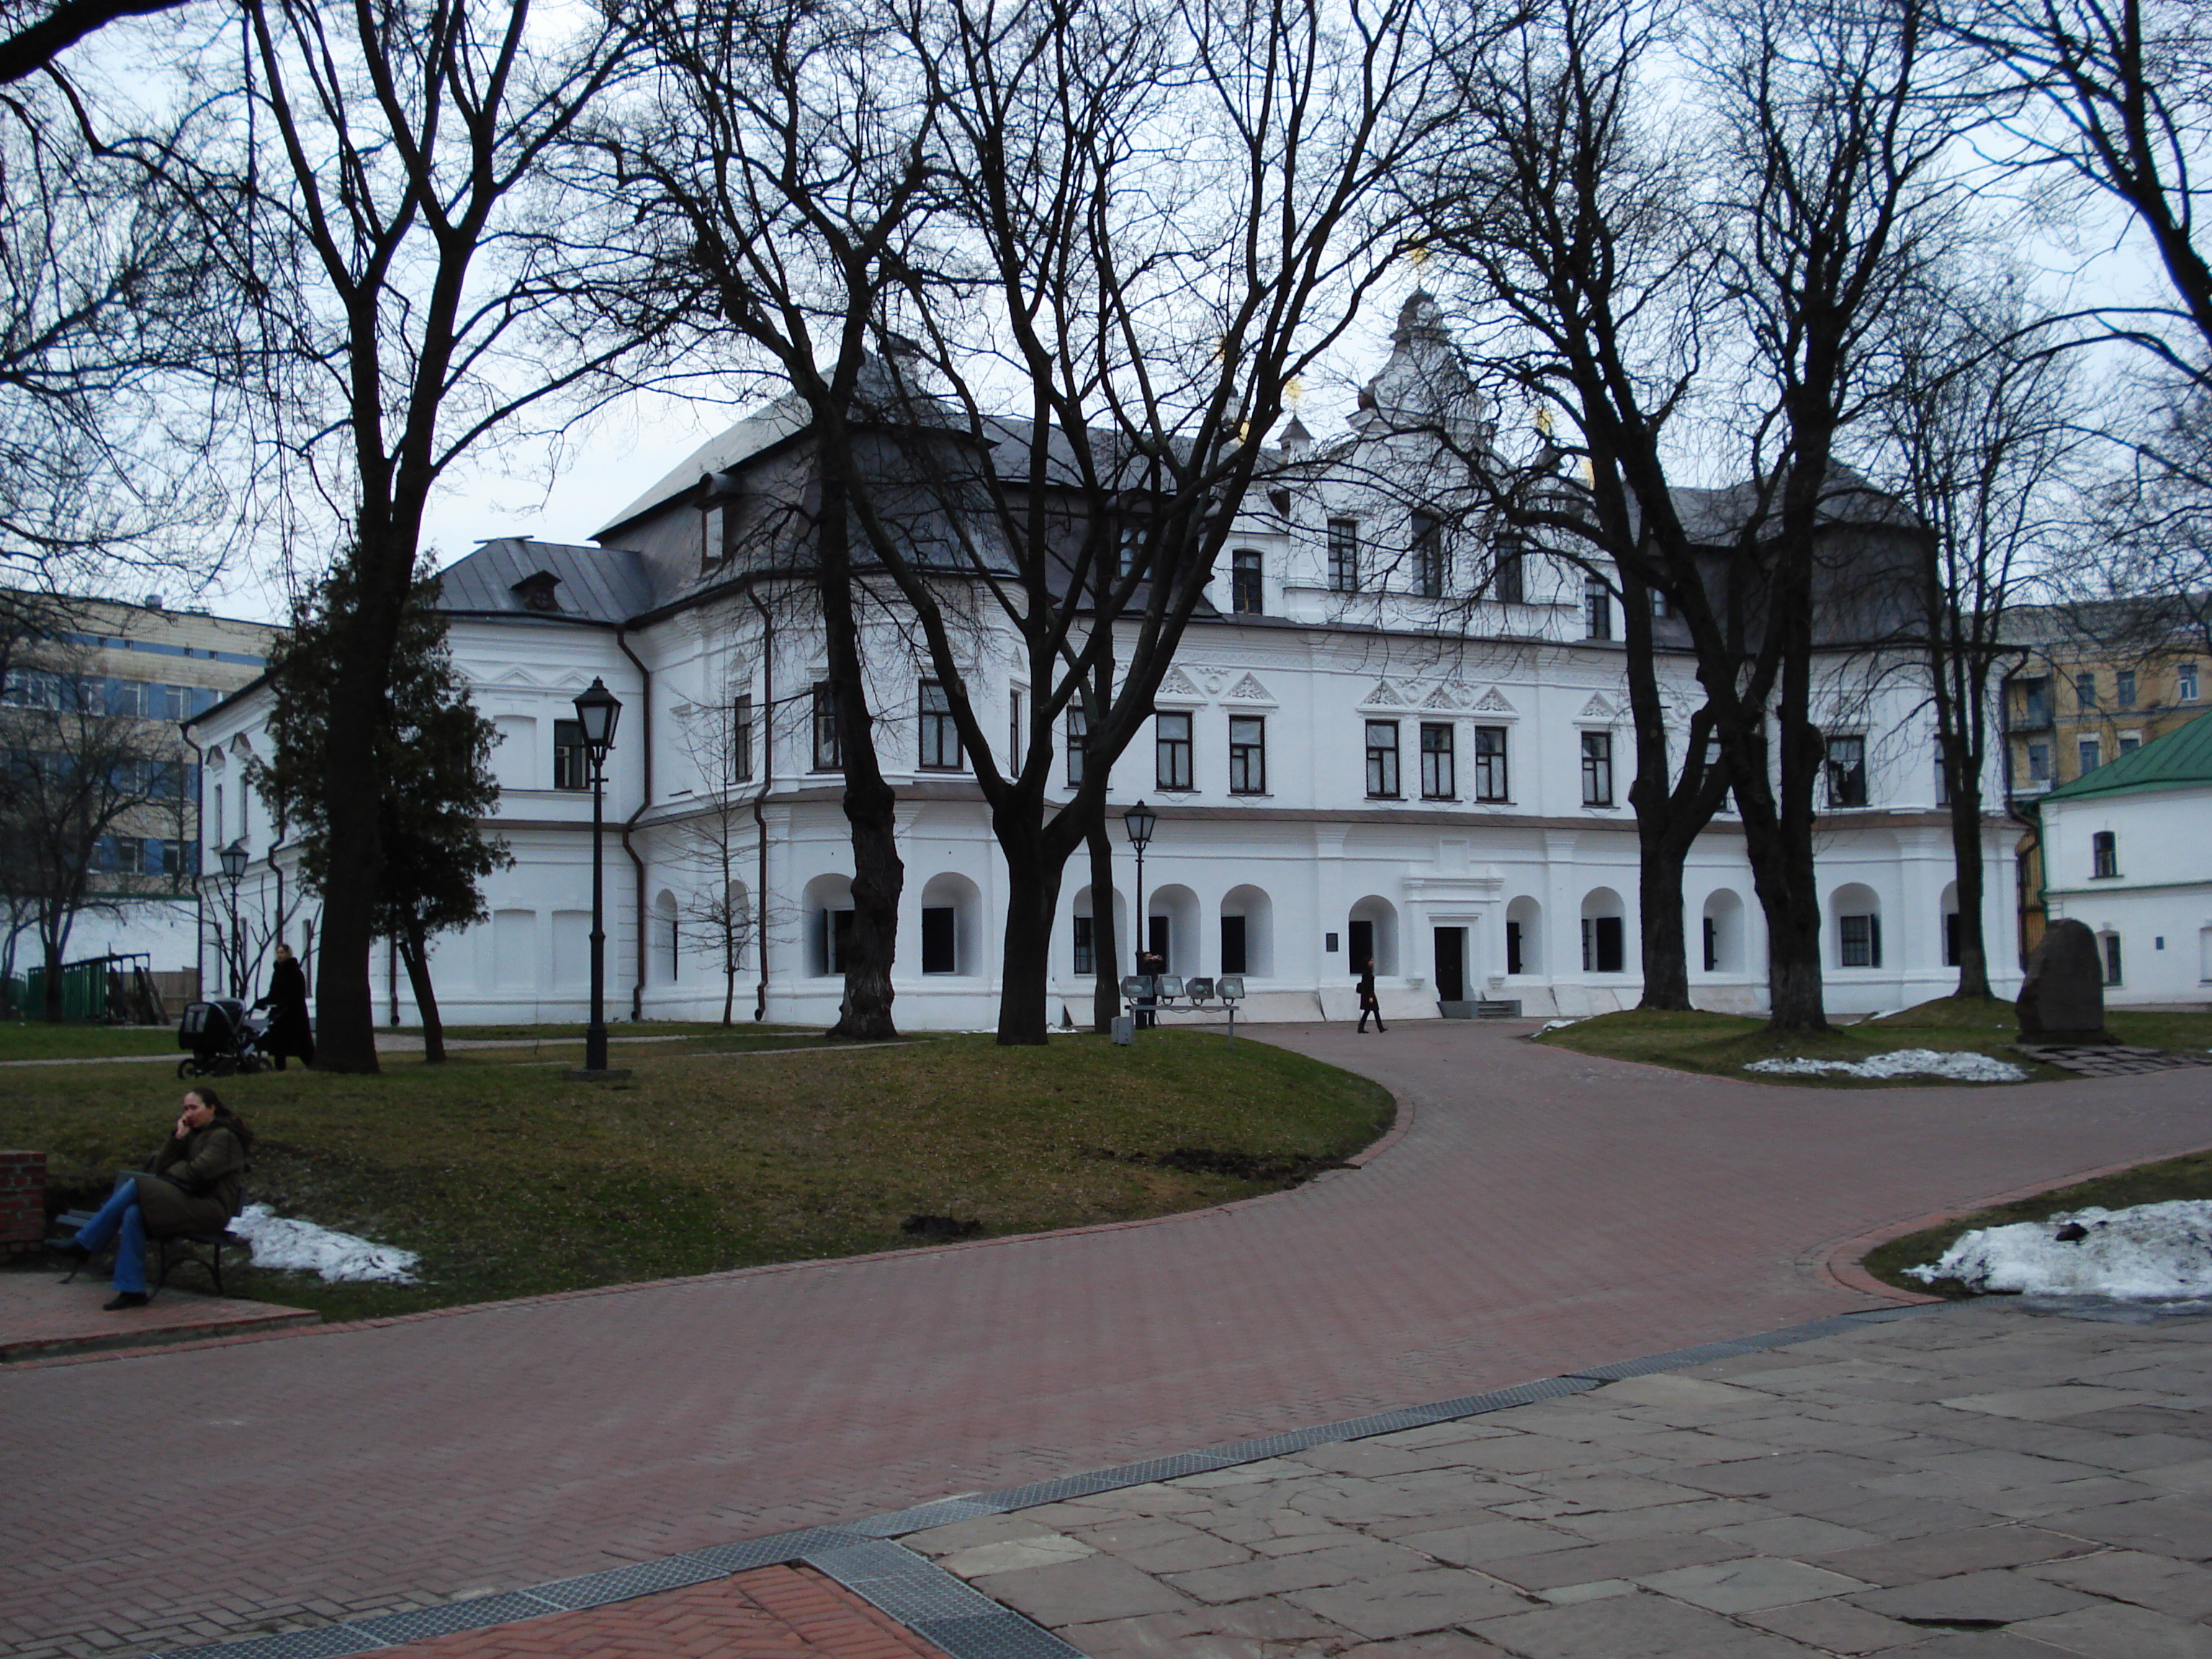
left=50, top=1206, right=248, bottom=1298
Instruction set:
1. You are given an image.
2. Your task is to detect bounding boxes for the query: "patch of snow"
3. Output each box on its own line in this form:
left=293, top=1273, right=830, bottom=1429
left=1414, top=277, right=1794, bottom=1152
left=1537, top=1018, right=1586, bottom=1033
left=1743, top=1048, right=2027, bottom=1082
left=230, top=1202, right=421, bottom=1284
left=1906, top=1202, right=2212, bottom=1298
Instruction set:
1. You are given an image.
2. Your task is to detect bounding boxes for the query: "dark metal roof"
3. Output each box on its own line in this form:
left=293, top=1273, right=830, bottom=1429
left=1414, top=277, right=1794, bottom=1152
left=433, top=539, right=658, bottom=625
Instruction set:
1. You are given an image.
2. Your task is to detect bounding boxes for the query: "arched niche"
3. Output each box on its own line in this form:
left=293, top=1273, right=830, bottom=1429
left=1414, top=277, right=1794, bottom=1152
left=1347, top=895, right=1399, bottom=976
left=1219, top=884, right=1273, bottom=977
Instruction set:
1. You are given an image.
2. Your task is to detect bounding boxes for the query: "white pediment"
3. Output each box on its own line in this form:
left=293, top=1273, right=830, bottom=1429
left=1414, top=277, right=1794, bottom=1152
left=1157, top=667, right=1205, bottom=701
left=1473, top=687, right=1516, bottom=714
left=1578, top=693, right=1616, bottom=719
left=1225, top=673, right=1274, bottom=703
left=1421, top=684, right=1457, bottom=709
left=1364, top=680, right=1406, bottom=706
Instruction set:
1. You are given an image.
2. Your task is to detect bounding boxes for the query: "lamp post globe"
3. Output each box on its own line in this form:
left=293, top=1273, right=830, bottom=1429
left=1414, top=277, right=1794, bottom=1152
left=573, top=678, right=624, bottom=1074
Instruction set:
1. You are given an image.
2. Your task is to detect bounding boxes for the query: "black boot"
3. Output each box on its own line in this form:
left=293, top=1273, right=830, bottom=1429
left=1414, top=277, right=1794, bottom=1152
left=103, top=1292, right=148, bottom=1310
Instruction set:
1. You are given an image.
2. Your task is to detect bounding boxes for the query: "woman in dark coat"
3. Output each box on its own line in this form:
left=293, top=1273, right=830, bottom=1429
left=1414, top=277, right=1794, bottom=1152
left=1356, top=956, right=1385, bottom=1033
left=258, top=943, right=313, bottom=1069
left=58, top=1087, right=252, bottom=1310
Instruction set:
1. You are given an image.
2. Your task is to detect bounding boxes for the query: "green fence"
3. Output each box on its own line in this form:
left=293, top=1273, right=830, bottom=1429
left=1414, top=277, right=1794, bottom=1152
left=12, top=954, right=163, bottom=1022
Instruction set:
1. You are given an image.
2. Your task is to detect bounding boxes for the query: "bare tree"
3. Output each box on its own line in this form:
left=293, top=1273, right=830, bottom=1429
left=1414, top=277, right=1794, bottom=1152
left=0, top=612, right=191, bottom=1018
left=237, top=0, right=644, bottom=1071
left=1428, top=0, right=1969, bottom=1030
left=1858, top=276, right=2090, bottom=999
left=1423, top=0, right=1732, bottom=1010
left=603, top=0, right=1470, bottom=1044
left=1950, top=0, right=2212, bottom=383
left=670, top=689, right=769, bottom=1025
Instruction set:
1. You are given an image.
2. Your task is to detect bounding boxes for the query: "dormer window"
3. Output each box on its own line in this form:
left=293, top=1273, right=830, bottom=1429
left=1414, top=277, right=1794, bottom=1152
left=512, top=571, right=562, bottom=614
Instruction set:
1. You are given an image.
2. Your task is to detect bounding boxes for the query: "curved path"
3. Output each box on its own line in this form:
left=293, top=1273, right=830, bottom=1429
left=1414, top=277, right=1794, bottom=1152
left=6, top=1021, right=2210, bottom=1657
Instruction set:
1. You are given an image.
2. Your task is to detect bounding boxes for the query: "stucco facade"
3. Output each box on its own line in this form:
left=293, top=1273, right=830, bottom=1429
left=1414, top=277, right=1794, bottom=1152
left=186, top=307, right=2020, bottom=1028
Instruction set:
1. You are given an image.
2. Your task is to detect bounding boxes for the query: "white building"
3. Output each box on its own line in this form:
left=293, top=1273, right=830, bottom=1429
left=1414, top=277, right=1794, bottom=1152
left=189, top=301, right=2020, bottom=1028
left=2034, top=709, right=2212, bottom=1005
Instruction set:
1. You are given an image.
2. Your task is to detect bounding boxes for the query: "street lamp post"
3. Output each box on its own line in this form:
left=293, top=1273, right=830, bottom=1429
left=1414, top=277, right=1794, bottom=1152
left=573, top=677, right=623, bottom=1075
left=218, top=838, right=248, bottom=998
left=1122, top=801, right=1155, bottom=976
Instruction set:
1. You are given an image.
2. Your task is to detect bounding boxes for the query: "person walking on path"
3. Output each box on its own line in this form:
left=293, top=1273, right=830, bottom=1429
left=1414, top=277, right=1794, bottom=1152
left=1355, top=956, right=1385, bottom=1033
left=56, top=1087, right=253, bottom=1310
left=257, top=943, right=314, bottom=1070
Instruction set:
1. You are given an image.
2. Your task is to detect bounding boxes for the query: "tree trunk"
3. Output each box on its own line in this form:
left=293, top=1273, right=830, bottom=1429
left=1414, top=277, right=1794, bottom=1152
left=994, top=820, right=1064, bottom=1046
left=312, top=555, right=411, bottom=1074
left=1948, top=767, right=1992, bottom=1000
left=398, top=920, right=445, bottom=1064
left=722, top=965, right=734, bottom=1025
left=815, top=485, right=901, bottom=1040
left=1087, top=817, right=1118, bottom=1034
left=1636, top=836, right=1691, bottom=1010
left=40, top=930, right=63, bottom=1022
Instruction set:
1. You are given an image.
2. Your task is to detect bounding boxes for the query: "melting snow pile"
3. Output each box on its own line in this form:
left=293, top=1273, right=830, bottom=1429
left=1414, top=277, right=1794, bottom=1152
left=1744, top=1048, right=2027, bottom=1082
left=1906, top=1202, right=2212, bottom=1298
left=230, top=1203, right=421, bottom=1284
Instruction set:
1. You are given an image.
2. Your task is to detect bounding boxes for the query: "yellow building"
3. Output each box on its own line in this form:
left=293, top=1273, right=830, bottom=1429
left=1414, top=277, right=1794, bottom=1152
left=3, top=591, right=279, bottom=1007
left=2001, top=601, right=2206, bottom=966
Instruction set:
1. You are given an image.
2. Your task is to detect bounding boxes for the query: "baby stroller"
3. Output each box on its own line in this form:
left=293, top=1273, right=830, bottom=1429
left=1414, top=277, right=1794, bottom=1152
left=176, top=999, right=271, bottom=1079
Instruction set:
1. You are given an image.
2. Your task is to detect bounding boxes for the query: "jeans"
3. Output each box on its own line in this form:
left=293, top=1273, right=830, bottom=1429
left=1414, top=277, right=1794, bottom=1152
left=71, top=1175, right=148, bottom=1295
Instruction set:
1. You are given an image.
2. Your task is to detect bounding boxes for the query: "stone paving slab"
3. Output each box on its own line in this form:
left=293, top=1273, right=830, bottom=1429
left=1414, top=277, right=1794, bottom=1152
left=0, top=1262, right=318, bottom=1362
left=907, top=1300, right=2212, bottom=1658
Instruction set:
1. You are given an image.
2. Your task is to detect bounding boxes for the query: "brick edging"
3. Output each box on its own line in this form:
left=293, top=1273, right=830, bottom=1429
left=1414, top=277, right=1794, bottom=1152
left=1812, top=1136, right=2212, bottom=1304
left=7, top=1046, right=1411, bottom=1373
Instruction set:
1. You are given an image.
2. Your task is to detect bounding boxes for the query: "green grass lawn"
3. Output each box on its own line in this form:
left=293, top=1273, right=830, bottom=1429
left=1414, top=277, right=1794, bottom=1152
left=1533, top=995, right=2212, bottom=1087
left=1, top=1030, right=1393, bottom=1322
left=0, top=1018, right=819, bottom=1063
left=1862, top=1146, right=2212, bottom=1298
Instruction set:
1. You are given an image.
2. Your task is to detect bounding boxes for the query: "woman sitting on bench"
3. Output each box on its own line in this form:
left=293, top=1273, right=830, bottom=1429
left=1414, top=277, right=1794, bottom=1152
left=59, top=1087, right=253, bottom=1310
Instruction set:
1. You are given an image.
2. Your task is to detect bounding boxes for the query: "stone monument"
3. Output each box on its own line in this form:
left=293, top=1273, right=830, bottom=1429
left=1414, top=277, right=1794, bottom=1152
left=2016, top=917, right=2111, bottom=1044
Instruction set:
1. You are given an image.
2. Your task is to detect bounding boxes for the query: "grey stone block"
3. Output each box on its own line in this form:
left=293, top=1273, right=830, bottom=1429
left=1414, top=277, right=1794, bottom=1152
left=976, top=1553, right=1200, bottom=1625
left=2025, top=1548, right=2212, bottom=1619
left=1287, top=1568, right=1534, bottom=1640
left=1807, top=1525, right=2095, bottom=1587
left=2013, top=1600, right=2212, bottom=1658
left=1848, top=1568, right=2102, bottom=1624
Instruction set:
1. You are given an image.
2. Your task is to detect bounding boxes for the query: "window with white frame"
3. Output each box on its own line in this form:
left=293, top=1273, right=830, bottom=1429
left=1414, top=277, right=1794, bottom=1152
left=1409, top=510, right=1444, bottom=597
left=2092, top=830, right=2118, bottom=878
left=1583, top=579, right=1613, bottom=640
left=730, top=694, right=754, bottom=782
left=1839, top=912, right=1881, bottom=967
left=1328, top=518, right=1359, bottom=591
left=1419, top=722, right=1454, bottom=799
left=1581, top=730, right=1613, bottom=806
left=1365, top=720, right=1400, bottom=798
left=1228, top=715, right=1266, bottom=794
left=1156, top=711, right=1193, bottom=790
left=1066, top=704, right=1087, bottom=786
left=919, top=682, right=962, bottom=769
left=2180, top=662, right=2200, bottom=702
left=1473, top=726, right=1508, bottom=801
left=2079, top=735, right=2101, bottom=773
left=1825, top=734, right=1868, bottom=806
left=1231, top=549, right=1264, bottom=615
left=811, top=682, right=841, bottom=771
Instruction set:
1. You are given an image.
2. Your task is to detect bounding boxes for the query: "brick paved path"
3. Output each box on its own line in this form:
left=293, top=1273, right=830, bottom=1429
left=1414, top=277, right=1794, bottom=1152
left=6, top=1022, right=2210, bottom=1656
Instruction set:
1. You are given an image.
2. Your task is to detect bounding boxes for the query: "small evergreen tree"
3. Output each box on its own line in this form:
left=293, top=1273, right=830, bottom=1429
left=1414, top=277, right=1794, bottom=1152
left=251, top=563, right=509, bottom=1061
